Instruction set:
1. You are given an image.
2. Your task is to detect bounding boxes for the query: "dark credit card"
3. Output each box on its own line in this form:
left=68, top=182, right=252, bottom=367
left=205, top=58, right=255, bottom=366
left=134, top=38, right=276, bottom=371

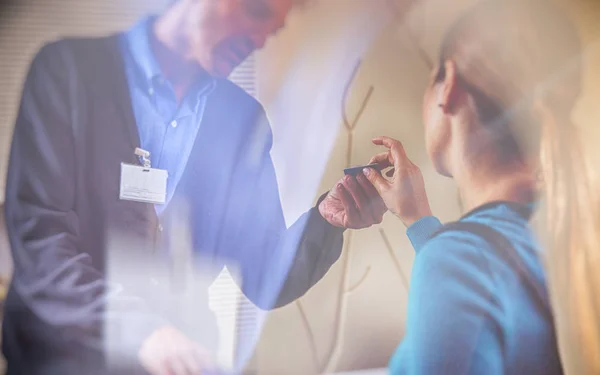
left=344, top=163, right=382, bottom=176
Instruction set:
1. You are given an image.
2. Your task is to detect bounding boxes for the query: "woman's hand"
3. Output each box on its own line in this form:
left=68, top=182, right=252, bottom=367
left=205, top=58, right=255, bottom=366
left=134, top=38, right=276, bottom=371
left=363, top=136, right=432, bottom=227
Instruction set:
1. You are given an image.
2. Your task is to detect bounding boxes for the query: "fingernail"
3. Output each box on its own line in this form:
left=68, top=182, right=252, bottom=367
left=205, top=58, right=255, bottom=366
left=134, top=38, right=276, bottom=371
left=363, top=168, right=371, bottom=176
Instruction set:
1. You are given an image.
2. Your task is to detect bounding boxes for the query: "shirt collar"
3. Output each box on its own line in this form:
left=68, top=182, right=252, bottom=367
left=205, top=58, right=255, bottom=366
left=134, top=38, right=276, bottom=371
left=124, top=15, right=162, bottom=87
left=123, top=15, right=217, bottom=115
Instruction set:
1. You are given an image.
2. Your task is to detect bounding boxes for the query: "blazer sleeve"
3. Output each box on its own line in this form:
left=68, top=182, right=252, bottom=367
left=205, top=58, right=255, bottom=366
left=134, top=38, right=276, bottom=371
left=4, top=42, right=166, bottom=365
left=270, top=195, right=344, bottom=308
left=223, top=106, right=344, bottom=310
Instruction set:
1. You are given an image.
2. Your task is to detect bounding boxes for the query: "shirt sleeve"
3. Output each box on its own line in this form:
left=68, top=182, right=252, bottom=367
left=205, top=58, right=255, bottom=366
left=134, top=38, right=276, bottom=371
left=389, top=231, right=504, bottom=375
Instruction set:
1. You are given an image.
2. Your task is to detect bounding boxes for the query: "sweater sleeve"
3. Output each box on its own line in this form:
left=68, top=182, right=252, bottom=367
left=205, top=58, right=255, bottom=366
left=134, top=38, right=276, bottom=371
left=406, top=216, right=443, bottom=252
left=389, top=231, right=504, bottom=375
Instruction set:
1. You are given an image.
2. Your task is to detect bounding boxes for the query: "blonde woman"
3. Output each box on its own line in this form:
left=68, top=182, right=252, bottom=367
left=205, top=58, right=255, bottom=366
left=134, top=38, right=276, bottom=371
left=363, top=0, right=600, bottom=373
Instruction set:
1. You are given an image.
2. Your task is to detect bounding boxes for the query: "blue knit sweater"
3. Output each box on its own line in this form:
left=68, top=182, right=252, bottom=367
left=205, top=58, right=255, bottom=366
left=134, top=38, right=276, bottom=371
left=389, top=203, right=562, bottom=375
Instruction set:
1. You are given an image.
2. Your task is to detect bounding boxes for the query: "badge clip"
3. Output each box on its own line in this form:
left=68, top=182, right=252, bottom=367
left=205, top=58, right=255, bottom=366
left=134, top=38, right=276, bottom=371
left=134, top=148, right=151, bottom=168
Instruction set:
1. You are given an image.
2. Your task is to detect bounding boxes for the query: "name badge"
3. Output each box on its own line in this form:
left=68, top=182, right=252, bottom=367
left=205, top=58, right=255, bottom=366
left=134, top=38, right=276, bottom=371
left=119, top=163, right=168, bottom=204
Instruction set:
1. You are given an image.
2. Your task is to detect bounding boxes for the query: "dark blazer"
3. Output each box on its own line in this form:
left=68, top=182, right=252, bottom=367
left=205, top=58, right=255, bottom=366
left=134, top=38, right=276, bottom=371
left=2, top=35, right=343, bottom=374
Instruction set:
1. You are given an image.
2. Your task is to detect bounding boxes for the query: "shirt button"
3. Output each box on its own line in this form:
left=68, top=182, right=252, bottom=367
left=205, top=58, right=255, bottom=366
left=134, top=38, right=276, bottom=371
left=148, top=87, right=154, bottom=96
left=158, top=224, right=163, bottom=232
left=170, top=120, right=178, bottom=128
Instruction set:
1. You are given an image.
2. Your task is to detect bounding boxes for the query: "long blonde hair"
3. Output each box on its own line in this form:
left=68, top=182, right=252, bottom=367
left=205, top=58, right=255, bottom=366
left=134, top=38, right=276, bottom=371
left=438, top=0, right=600, bottom=373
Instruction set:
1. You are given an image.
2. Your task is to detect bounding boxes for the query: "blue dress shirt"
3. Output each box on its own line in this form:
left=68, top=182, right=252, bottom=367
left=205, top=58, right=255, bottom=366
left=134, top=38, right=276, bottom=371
left=119, top=16, right=216, bottom=216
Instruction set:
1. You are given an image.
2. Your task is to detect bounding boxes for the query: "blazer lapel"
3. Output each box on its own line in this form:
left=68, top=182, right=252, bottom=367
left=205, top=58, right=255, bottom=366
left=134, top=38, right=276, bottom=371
left=96, top=35, right=160, bottom=229
left=102, top=34, right=142, bottom=151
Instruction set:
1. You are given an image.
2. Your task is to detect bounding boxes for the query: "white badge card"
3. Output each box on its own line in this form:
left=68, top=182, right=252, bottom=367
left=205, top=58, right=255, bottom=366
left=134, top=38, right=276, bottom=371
left=119, top=163, right=168, bottom=204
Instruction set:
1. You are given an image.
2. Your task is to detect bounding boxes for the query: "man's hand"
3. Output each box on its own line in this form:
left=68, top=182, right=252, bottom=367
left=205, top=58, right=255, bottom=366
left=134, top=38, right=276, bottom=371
left=319, top=173, right=387, bottom=229
left=363, top=136, right=432, bottom=227
left=139, top=326, right=215, bottom=375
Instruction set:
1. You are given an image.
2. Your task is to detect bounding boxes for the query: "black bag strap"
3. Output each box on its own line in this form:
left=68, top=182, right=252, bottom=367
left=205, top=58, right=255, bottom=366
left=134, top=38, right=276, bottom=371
left=458, top=200, right=534, bottom=221
left=432, top=220, right=553, bottom=322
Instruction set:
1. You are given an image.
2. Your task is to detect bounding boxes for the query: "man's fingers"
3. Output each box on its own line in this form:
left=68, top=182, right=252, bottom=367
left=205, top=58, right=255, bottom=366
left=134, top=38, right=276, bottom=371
left=178, top=349, right=204, bottom=375
left=144, top=358, right=168, bottom=375
left=336, top=183, right=360, bottom=225
left=165, top=355, right=191, bottom=375
left=168, top=342, right=212, bottom=375
left=138, top=326, right=212, bottom=375
left=193, top=344, right=215, bottom=372
left=356, top=173, right=387, bottom=222
left=341, top=175, right=369, bottom=222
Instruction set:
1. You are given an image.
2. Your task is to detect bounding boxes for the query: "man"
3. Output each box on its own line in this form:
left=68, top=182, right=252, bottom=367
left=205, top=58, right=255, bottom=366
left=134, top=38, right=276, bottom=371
left=2, top=0, right=386, bottom=374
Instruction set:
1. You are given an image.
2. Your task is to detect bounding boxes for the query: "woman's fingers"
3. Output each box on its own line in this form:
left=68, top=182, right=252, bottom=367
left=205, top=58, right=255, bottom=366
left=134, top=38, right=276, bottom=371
left=368, top=136, right=433, bottom=226
left=372, top=136, right=410, bottom=170
left=369, top=152, right=393, bottom=168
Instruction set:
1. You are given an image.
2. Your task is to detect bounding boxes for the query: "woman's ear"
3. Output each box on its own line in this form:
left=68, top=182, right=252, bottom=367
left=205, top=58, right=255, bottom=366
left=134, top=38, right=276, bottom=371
left=438, top=60, right=459, bottom=114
